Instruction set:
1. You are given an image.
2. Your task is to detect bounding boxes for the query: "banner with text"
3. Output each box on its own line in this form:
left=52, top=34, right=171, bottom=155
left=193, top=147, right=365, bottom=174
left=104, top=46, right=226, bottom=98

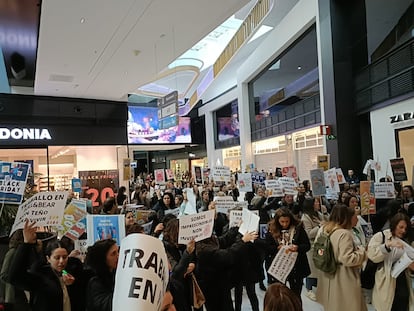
left=178, top=210, right=215, bottom=244
left=113, top=234, right=169, bottom=311
left=10, top=191, right=68, bottom=236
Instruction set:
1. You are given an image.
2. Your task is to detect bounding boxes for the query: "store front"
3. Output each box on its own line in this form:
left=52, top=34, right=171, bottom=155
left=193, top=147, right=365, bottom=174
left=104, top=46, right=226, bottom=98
left=371, top=98, right=414, bottom=185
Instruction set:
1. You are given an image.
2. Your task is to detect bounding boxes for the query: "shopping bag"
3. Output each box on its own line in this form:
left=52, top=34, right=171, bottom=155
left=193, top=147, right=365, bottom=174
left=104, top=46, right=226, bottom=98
left=191, top=274, right=205, bottom=308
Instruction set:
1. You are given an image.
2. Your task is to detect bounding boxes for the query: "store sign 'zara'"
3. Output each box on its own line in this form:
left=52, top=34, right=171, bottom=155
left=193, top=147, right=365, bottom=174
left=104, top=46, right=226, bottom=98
left=390, top=112, right=414, bottom=124
left=0, top=128, right=52, bottom=140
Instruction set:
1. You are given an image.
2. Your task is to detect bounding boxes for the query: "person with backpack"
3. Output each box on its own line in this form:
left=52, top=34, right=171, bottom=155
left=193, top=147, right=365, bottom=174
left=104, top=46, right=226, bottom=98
left=264, top=207, right=310, bottom=301
left=315, top=204, right=367, bottom=311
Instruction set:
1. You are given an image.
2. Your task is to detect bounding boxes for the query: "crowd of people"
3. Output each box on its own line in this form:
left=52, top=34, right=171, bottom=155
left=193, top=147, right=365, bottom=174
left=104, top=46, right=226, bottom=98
left=1, top=170, right=414, bottom=311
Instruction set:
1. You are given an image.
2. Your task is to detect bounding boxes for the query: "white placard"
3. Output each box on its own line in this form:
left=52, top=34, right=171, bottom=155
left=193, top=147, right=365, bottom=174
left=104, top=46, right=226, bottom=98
left=74, top=239, right=88, bottom=262
left=213, top=196, right=237, bottom=214
left=278, top=177, right=297, bottom=196
left=229, top=210, right=243, bottom=228
left=265, top=180, right=284, bottom=197
left=113, top=234, right=169, bottom=311
left=238, top=173, right=253, bottom=192
left=10, top=191, right=69, bottom=236
left=212, top=166, right=231, bottom=183
left=238, top=208, right=260, bottom=235
left=324, top=168, right=340, bottom=194
left=164, top=207, right=180, bottom=217
left=374, top=182, right=396, bottom=199
left=178, top=210, right=215, bottom=244
left=267, top=246, right=298, bottom=283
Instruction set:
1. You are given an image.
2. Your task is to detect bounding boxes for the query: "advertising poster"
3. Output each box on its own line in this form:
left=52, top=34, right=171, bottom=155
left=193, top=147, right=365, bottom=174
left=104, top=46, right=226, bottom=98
left=360, top=181, right=376, bottom=215
left=214, top=196, right=237, bottom=214
left=317, top=155, right=330, bottom=171
left=390, top=158, right=408, bottom=182
left=310, top=169, right=326, bottom=196
left=79, top=170, right=118, bottom=210
left=265, top=180, right=284, bottom=197
left=178, top=210, right=215, bottom=244
left=238, top=173, right=252, bottom=192
left=10, top=191, right=68, bottom=236
left=0, top=161, right=30, bottom=204
left=58, top=199, right=88, bottom=240
left=86, top=214, right=126, bottom=246
left=212, top=166, right=231, bottom=183
left=113, top=234, right=169, bottom=311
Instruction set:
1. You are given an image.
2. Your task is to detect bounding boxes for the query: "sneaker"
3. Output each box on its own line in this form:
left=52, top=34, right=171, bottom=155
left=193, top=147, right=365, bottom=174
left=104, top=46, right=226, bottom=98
left=306, top=290, right=317, bottom=301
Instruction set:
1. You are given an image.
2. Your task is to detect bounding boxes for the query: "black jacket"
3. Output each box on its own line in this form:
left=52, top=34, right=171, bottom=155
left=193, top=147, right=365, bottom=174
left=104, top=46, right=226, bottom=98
left=86, top=272, right=115, bottom=311
left=8, top=243, right=82, bottom=311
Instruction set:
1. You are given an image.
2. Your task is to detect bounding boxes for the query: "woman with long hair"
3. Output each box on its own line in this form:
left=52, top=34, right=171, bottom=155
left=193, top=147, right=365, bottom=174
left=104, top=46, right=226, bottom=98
left=368, top=213, right=414, bottom=311
left=85, top=239, right=119, bottom=311
left=265, top=207, right=310, bottom=300
left=316, top=204, right=367, bottom=311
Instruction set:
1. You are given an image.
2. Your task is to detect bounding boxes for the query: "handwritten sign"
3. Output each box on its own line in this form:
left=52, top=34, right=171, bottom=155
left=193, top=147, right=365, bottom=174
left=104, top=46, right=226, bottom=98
left=214, top=196, right=237, bottom=214
left=212, top=166, right=231, bottom=183
left=10, top=191, right=68, bottom=236
left=265, top=180, right=284, bottom=197
left=267, top=246, right=298, bottom=283
left=113, top=234, right=169, bottom=311
left=178, top=210, right=215, bottom=244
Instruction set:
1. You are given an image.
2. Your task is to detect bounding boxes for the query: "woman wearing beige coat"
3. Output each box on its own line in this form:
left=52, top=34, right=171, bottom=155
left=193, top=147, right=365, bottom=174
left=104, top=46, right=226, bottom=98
left=367, top=213, right=414, bottom=311
left=316, top=204, right=367, bottom=311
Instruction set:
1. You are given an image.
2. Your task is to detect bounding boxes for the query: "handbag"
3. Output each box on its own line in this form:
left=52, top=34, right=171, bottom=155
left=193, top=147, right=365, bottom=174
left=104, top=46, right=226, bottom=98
left=191, top=274, right=206, bottom=308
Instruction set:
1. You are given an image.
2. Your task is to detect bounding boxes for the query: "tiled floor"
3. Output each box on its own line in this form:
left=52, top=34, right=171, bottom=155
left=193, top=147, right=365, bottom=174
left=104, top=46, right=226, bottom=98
left=238, top=284, right=376, bottom=311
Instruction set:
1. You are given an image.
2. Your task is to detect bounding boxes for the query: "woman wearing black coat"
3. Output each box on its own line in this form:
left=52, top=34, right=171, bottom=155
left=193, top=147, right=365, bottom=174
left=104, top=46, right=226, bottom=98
left=85, top=239, right=119, bottom=311
left=265, top=207, right=311, bottom=300
left=8, top=221, right=80, bottom=311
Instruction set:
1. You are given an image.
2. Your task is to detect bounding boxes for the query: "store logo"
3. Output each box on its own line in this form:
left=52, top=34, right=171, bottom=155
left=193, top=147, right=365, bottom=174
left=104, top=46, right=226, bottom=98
left=390, top=112, right=414, bottom=124
left=0, top=128, right=52, bottom=140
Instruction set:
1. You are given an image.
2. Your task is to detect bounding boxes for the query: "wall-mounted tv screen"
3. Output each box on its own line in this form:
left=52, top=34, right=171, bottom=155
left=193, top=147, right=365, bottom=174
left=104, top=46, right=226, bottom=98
left=127, top=105, right=191, bottom=144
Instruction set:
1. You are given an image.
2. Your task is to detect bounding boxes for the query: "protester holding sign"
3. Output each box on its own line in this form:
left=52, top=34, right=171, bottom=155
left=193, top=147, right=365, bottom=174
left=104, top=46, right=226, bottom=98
left=195, top=227, right=258, bottom=311
left=86, top=239, right=119, bottom=311
left=8, top=220, right=79, bottom=311
left=368, top=213, right=414, bottom=311
left=264, top=208, right=310, bottom=300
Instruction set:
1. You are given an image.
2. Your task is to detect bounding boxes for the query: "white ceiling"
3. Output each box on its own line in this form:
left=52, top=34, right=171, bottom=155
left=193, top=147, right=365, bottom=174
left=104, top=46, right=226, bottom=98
left=33, top=0, right=250, bottom=102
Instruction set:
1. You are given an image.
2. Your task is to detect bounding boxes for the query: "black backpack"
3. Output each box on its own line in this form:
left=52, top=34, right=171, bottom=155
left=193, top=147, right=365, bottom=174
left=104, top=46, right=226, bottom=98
left=313, top=228, right=338, bottom=274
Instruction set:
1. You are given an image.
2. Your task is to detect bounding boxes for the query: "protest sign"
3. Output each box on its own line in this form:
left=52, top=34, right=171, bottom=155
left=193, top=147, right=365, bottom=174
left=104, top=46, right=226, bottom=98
left=374, top=182, right=396, bottom=199
left=282, top=166, right=298, bottom=182
left=86, top=214, right=126, bottom=246
left=267, top=246, right=298, bottom=283
left=71, top=178, right=82, bottom=192
left=390, top=158, right=408, bottom=182
left=360, top=181, right=376, bottom=215
left=154, top=169, right=165, bottom=184
left=58, top=199, right=88, bottom=240
left=178, top=210, right=215, bottom=244
left=336, top=168, right=346, bottom=184
left=324, top=168, right=340, bottom=194
left=238, top=173, right=252, bottom=192
left=238, top=208, right=260, bottom=235
left=194, top=166, right=203, bottom=185
left=251, top=172, right=266, bottom=186
left=310, top=169, right=326, bottom=196
left=278, top=177, right=297, bottom=196
left=212, top=166, right=231, bottom=183
left=229, top=209, right=259, bottom=228
left=74, top=239, right=88, bottom=262
left=214, top=196, right=237, bottom=214
left=164, top=207, right=180, bottom=217
left=265, top=180, right=284, bottom=197
left=165, top=169, right=174, bottom=181
left=317, top=155, right=330, bottom=171
left=113, top=234, right=169, bottom=311
left=0, top=161, right=30, bottom=205
left=10, top=191, right=68, bottom=236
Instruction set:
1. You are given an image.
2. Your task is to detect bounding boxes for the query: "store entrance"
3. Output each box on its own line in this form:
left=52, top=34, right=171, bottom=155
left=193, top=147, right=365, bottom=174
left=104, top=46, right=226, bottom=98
left=396, top=126, right=414, bottom=186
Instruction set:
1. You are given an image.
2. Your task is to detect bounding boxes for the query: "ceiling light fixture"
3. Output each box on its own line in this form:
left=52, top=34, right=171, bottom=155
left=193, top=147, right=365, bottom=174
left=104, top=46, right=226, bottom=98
left=80, top=17, right=85, bottom=24
left=297, top=66, right=302, bottom=70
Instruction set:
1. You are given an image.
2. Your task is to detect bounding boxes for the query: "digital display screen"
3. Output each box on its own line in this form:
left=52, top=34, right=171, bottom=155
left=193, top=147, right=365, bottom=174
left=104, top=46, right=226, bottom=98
left=127, top=105, right=191, bottom=144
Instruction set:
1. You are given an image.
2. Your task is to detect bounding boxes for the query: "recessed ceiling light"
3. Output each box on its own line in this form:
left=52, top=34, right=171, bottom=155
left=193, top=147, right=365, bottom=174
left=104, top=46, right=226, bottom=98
left=80, top=18, right=85, bottom=24
left=297, top=66, right=302, bottom=70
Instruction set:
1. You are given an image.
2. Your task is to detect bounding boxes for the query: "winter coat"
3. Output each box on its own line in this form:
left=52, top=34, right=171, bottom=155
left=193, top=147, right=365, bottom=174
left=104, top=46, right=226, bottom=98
left=367, top=229, right=414, bottom=311
left=316, top=228, right=367, bottom=311
left=86, top=271, right=115, bottom=311
left=8, top=243, right=80, bottom=311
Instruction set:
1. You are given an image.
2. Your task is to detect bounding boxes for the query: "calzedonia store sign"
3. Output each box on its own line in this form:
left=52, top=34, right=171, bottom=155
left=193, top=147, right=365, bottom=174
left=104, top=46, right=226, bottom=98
left=0, top=127, right=52, bottom=140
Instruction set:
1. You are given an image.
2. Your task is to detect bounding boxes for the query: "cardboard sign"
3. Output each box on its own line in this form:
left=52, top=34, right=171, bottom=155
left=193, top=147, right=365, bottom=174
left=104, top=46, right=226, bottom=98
left=10, top=191, right=68, bottom=236
left=113, top=234, right=169, bottom=311
left=178, top=210, right=215, bottom=244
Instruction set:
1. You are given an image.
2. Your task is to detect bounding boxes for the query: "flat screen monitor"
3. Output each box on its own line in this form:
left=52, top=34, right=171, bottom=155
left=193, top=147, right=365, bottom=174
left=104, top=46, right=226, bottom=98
left=127, top=105, right=191, bottom=144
